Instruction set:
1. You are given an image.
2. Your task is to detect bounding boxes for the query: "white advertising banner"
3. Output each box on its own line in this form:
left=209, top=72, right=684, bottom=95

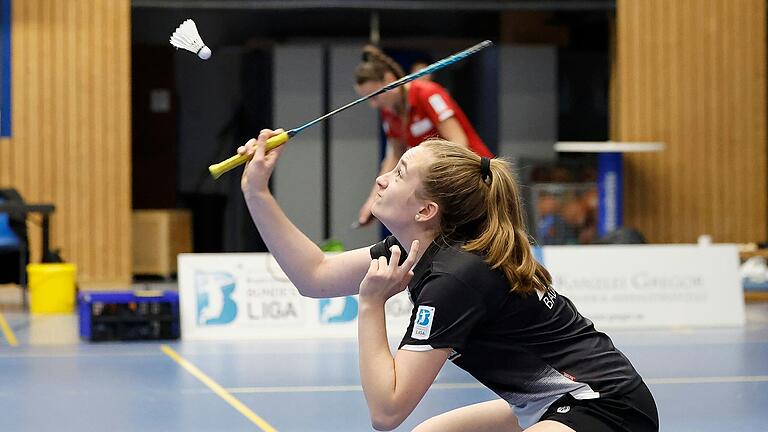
left=178, top=253, right=413, bottom=340
left=178, top=244, right=745, bottom=340
left=538, top=244, right=745, bottom=328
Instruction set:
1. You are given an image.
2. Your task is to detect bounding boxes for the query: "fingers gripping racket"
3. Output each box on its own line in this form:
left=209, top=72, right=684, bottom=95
left=208, top=40, right=493, bottom=179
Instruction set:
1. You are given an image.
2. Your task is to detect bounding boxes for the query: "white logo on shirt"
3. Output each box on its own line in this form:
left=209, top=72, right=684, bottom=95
left=538, top=286, right=557, bottom=310
left=556, top=406, right=571, bottom=414
left=428, top=94, right=455, bottom=121
left=412, top=305, right=435, bottom=340
left=410, top=117, right=433, bottom=137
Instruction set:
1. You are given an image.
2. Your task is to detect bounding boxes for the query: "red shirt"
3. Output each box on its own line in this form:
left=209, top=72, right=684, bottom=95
left=380, top=80, right=493, bottom=157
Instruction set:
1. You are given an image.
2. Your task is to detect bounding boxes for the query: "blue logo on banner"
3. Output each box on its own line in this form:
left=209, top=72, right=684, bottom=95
left=195, top=271, right=237, bottom=325
left=319, top=296, right=358, bottom=323
left=417, top=308, right=432, bottom=326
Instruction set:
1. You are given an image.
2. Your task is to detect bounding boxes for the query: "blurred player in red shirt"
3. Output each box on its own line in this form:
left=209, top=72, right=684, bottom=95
left=354, top=45, right=494, bottom=226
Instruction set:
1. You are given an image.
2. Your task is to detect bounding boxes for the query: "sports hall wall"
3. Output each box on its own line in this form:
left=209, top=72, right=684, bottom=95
left=0, top=1, right=765, bottom=284
left=611, top=0, right=767, bottom=243
left=0, top=0, right=132, bottom=286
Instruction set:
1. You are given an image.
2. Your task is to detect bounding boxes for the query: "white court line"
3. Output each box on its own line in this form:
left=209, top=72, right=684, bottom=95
left=228, top=384, right=361, bottom=394
left=645, top=375, right=768, bottom=385
left=227, top=382, right=485, bottom=394
left=225, top=376, right=768, bottom=394
left=0, top=351, right=169, bottom=359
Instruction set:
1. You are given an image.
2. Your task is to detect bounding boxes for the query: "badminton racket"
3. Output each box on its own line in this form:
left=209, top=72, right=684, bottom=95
left=208, top=40, right=493, bottom=179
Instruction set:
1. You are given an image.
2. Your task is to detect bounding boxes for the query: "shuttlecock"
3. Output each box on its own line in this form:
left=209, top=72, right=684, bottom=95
left=170, top=19, right=211, bottom=60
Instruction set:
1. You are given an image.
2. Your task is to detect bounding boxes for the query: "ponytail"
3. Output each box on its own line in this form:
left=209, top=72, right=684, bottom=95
left=419, top=140, right=552, bottom=295
left=464, top=160, right=552, bottom=294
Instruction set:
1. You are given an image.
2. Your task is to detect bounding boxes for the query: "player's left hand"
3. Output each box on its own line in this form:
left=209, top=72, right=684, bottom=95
left=359, top=240, right=419, bottom=304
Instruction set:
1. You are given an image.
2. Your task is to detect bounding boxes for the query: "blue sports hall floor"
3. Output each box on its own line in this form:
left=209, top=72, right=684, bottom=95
left=1, top=285, right=767, bottom=432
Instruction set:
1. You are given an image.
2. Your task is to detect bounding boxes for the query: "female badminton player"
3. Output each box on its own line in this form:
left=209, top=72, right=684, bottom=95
left=238, top=130, right=658, bottom=432
left=354, top=45, right=494, bottom=227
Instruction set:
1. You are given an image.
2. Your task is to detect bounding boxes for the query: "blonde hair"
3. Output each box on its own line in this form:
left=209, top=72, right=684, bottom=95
left=418, top=139, right=552, bottom=295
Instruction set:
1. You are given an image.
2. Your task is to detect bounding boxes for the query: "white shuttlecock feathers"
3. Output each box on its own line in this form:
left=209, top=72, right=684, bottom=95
left=170, top=19, right=211, bottom=60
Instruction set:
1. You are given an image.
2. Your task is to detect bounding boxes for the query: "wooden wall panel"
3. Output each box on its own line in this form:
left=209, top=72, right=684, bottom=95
left=612, top=0, right=766, bottom=243
left=1, top=0, right=131, bottom=285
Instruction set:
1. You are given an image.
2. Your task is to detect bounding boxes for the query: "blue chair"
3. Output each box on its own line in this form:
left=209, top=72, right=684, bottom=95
left=0, top=207, right=20, bottom=246
left=0, top=190, right=30, bottom=305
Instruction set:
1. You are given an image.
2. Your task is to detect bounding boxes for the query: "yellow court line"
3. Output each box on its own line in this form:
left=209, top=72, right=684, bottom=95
left=0, top=312, right=18, bottom=347
left=160, top=345, right=278, bottom=432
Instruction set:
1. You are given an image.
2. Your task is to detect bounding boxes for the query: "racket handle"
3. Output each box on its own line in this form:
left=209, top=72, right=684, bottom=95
left=208, top=131, right=290, bottom=179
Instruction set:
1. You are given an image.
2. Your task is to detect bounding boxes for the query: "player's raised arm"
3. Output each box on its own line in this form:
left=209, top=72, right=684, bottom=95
left=239, top=129, right=372, bottom=298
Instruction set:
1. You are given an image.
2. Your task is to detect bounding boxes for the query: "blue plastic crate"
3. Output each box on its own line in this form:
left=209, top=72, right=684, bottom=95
left=78, top=290, right=180, bottom=341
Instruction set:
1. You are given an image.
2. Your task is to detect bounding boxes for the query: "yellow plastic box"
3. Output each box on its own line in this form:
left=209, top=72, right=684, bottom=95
left=27, top=263, right=77, bottom=314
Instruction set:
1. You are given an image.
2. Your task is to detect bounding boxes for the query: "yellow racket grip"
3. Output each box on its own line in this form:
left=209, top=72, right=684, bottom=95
left=208, top=131, right=290, bottom=179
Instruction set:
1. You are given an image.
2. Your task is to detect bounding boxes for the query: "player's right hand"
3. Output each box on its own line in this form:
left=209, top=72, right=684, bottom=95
left=240, top=128, right=285, bottom=199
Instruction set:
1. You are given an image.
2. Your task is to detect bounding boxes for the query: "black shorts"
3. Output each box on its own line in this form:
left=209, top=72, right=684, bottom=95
left=539, top=382, right=659, bottom=432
